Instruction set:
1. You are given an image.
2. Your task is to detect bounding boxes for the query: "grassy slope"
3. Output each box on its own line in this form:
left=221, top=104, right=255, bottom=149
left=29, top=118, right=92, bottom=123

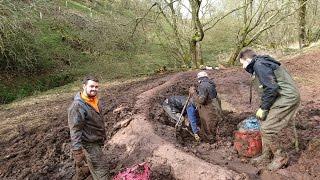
left=0, top=0, right=170, bottom=104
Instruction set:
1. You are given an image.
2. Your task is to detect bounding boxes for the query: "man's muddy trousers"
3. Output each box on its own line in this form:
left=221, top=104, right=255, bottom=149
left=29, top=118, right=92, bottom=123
left=75, top=142, right=109, bottom=180
left=197, top=98, right=223, bottom=142
left=261, top=95, right=300, bottom=154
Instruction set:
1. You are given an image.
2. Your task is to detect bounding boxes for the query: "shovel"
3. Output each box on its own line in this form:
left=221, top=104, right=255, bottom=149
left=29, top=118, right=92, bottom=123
left=175, top=94, right=191, bottom=129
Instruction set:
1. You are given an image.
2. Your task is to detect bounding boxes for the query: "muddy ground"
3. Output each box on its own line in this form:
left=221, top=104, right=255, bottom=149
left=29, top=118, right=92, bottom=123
left=0, top=49, right=320, bottom=179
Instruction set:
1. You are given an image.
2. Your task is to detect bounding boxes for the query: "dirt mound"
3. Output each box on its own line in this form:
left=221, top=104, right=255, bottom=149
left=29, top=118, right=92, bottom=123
left=105, top=72, right=241, bottom=179
left=0, top=110, right=73, bottom=179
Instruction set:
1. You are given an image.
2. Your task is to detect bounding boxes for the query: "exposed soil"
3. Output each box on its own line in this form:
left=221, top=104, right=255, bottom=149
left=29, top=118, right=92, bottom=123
left=0, top=49, right=320, bottom=179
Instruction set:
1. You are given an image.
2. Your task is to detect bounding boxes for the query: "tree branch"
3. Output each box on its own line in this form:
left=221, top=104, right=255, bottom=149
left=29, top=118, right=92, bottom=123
left=131, top=0, right=179, bottom=37
left=131, top=3, right=158, bottom=37
left=246, top=0, right=311, bottom=46
left=203, top=5, right=244, bottom=32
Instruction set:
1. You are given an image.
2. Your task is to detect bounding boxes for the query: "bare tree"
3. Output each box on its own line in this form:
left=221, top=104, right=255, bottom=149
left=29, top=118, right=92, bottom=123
left=164, top=0, right=189, bottom=63
left=189, top=0, right=204, bottom=68
left=298, top=0, right=307, bottom=48
left=189, top=0, right=243, bottom=68
left=307, top=0, right=320, bottom=42
left=133, top=0, right=243, bottom=68
left=228, top=0, right=308, bottom=65
left=132, top=1, right=191, bottom=66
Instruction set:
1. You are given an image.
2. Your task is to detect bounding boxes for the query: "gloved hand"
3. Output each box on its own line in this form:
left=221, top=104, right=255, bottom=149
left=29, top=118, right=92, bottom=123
left=73, top=149, right=85, bottom=167
left=194, top=134, right=200, bottom=141
left=256, top=108, right=267, bottom=120
left=189, top=86, right=196, bottom=95
left=183, top=117, right=190, bottom=127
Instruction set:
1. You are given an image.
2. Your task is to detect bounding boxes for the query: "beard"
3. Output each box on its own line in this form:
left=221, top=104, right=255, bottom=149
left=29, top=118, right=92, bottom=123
left=86, top=89, right=97, bottom=97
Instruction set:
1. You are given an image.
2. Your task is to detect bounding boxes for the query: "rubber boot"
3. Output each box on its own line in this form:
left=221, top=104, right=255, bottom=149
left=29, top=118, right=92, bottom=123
left=267, top=149, right=289, bottom=171
left=250, top=147, right=271, bottom=166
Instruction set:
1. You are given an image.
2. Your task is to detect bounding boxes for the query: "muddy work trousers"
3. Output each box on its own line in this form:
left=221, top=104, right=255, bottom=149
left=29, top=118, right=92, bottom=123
left=197, top=98, right=223, bottom=142
left=261, top=97, right=300, bottom=153
left=75, top=142, right=109, bottom=180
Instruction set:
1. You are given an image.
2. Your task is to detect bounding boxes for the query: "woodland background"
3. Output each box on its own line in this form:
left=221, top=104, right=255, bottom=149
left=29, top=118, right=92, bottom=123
left=0, top=0, right=319, bottom=104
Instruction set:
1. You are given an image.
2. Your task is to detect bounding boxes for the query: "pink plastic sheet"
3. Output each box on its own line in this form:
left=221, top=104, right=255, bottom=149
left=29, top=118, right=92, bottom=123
left=113, top=162, right=150, bottom=180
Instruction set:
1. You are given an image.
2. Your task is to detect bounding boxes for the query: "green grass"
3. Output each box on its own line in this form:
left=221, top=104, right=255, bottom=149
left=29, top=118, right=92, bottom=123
left=66, top=0, right=93, bottom=14
left=0, top=2, right=92, bottom=104
left=0, top=73, right=76, bottom=104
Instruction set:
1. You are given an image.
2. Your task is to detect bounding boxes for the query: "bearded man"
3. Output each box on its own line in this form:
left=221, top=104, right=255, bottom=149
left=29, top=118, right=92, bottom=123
left=68, top=75, right=109, bottom=179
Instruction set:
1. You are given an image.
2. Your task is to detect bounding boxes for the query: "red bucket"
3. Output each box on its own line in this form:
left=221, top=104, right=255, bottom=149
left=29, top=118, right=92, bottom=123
left=234, top=130, right=262, bottom=157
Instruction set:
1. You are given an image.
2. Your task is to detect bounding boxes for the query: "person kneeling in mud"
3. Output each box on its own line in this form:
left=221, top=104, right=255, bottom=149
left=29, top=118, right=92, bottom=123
left=162, top=96, right=200, bottom=141
left=189, top=71, right=223, bottom=143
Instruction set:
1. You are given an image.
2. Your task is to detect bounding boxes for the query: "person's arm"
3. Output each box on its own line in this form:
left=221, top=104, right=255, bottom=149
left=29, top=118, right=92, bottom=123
left=191, top=84, right=207, bottom=105
left=68, top=103, right=85, bottom=150
left=254, top=62, right=279, bottom=110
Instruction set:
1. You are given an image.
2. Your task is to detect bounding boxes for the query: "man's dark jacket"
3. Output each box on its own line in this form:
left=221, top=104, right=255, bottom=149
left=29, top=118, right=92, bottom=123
left=196, top=77, right=218, bottom=104
left=167, top=96, right=188, bottom=112
left=192, top=76, right=222, bottom=142
left=68, top=92, right=106, bottom=150
left=246, top=55, right=299, bottom=110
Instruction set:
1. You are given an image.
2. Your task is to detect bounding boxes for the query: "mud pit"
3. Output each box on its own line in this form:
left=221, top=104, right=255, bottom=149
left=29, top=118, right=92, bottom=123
left=0, top=50, right=320, bottom=179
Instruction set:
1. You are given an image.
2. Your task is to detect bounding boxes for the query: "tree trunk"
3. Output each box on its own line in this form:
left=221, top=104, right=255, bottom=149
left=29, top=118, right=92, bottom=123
left=190, top=40, right=199, bottom=68
left=228, top=44, right=244, bottom=65
left=189, top=0, right=203, bottom=69
left=298, top=0, right=307, bottom=48
left=168, top=0, right=186, bottom=64
left=196, top=41, right=203, bottom=66
left=228, top=0, right=249, bottom=66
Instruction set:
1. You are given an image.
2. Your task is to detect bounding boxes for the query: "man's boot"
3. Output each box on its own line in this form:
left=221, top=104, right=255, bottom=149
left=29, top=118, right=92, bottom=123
left=250, top=147, right=271, bottom=166
left=267, top=149, right=289, bottom=171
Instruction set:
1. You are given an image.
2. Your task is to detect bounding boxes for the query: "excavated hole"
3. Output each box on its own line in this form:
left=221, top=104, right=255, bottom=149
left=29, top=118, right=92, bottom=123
left=145, top=74, right=263, bottom=178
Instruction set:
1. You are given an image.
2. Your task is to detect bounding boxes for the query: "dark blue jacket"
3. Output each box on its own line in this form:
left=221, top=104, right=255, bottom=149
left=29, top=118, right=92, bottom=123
left=195, top=77, right=218, bottom=105
left=245, top=55, right=281, bottom=110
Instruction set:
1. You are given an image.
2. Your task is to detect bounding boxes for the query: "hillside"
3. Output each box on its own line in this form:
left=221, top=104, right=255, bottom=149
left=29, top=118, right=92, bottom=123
left=0, top=0, right=168, bottom=104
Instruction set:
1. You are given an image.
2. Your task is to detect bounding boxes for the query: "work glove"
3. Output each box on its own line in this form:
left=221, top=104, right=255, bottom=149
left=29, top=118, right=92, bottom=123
left=194, top=134, right=200, bottom=142
left=73, top=149, right=86, bottom=167
left=189, top=86, right=196, bottom=95
left=183, top=117, right=190, bottom=127
left=256, top=108, right=267, bottom=120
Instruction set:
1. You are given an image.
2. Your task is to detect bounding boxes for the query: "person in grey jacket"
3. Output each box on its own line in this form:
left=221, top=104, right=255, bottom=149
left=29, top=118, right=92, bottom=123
left=68, top=75, right=108, bottom=180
